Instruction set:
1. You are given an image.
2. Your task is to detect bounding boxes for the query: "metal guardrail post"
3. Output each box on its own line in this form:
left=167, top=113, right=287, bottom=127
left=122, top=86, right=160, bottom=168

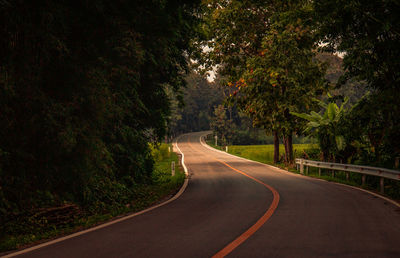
left=380, top=177, right=384, bottom=194
left=362, top=175, right=366, bottom=186
left=300, top=159, right=304, bottom=175
left=318, top=168, right=321, bottom=177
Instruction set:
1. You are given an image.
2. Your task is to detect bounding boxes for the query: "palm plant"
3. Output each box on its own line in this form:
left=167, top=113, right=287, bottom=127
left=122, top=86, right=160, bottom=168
left=292, top=94, right=349, bottom=161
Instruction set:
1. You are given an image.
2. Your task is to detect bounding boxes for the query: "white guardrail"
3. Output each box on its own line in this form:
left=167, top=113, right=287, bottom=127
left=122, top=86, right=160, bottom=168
left=295, top=158, right=400, bottom=194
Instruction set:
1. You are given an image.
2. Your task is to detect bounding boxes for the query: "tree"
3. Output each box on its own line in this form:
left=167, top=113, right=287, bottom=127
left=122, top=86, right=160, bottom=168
left=314, top=0, right=400, bottom=91
left=292, top=94, right=349, bottom=162
left=314, top=0, right=400, bottom=166
left=339, top=89, right=400, bottom=167
left=210, top=104, right=235, bottom=146
left=202, top=0, right=327, bottom=164
left=168, top=71, right=224, bottom=136
left=0, top=0, right=201, bottom=231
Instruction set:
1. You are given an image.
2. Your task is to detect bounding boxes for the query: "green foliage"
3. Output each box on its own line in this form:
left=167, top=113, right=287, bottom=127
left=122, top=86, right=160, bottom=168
left=201, top=0, right=327, bottom=163
left=0, top=0, right=201, bottom=246
left=150, top=143, right=171, bottom=163
left=339, top=89, right=400, bottom=168
left=292, top=94, right=349, bottom=161
left=226, top=144, right=316, bottom=165
left=168, top=71, right=224, bottom=136
left=313, top=0, right=400, bottom=169
left=210, top=104, right=235, bottom=145
left=230, top=129, right=272, bottom=146
left=314, top=0, right=400, bottom=91
left=0, top=143, right=185, bottom=252
left=316, top=53, right=368, bottom=104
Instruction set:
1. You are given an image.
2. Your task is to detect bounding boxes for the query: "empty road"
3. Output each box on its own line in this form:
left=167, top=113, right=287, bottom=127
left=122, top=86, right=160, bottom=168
left=7, top=132, right=400, bottom=257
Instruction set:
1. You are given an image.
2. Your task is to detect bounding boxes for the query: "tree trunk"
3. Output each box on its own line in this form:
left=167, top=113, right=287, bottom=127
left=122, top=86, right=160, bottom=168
left=287, top=133, right=293, bottom=164
left=283, top=133, right=294, bottom=164
left=273, top=130, right=279, bottom=164
left=283, top=135, right=289, bottom=163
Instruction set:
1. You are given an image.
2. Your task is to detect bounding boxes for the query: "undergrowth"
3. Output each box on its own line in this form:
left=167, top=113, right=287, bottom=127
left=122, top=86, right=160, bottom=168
left=0, top=143, right=184, bottom=253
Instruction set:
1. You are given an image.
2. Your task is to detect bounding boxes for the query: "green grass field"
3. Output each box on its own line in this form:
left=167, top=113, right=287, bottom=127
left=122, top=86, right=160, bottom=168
left=206, top=139, right=318, bottom=165
left=227, top=144, right=317, bottom=164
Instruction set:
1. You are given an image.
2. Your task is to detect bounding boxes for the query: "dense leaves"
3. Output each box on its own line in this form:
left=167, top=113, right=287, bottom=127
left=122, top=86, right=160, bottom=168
left=292, top=94, right=349, bottom=161
left=168, top=71, right=224, bottom=135
left=0, top=0, right=200, bottom=235
left=210, top=104, right=234, bottom=146
left=315, top=0, right=400, bottom=91
left=202, top=0, right=327, bottom=163
left=339, top=89, right=400, bottom=167
left=313, top=0, right=400, bottom=167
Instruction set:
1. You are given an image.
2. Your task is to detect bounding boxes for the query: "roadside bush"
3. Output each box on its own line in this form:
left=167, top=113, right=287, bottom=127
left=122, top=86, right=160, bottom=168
left=82, top=176, right=133, bottom=214
left=294, top=147, right=321, bottom=160
left=150, top=143, right=170, bottom=162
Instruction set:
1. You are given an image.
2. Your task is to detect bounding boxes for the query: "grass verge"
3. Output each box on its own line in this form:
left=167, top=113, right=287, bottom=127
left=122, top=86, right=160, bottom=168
left=205, top=140, right=400, bottom=203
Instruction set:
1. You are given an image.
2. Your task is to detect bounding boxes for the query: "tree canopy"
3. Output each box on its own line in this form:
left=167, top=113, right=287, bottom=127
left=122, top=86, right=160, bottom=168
left=313, top=0, right=400, bottom=166
left=168, top=71, right=224, bottom=135
left=0, top=0, right=201, bottom=231
left=314, top=0, right=400, bottom=91
left=202, top=0, right=327, bottom=163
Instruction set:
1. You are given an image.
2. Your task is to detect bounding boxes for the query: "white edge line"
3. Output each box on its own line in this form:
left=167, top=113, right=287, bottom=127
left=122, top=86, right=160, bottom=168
left=199, top=134, right=400, bottom=208
left=3, top=136, right=190, bottom=258
left=174, top=135, right=189, bottom=176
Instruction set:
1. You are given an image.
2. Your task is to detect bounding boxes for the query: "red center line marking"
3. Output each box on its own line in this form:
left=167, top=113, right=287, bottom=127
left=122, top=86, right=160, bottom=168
left=186, top=136, right=280, bottom=257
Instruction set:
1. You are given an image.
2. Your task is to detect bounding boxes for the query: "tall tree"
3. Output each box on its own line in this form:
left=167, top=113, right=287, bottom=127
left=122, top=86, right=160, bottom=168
left=314, top=0, right=400, bottom=165
left=210, top=104, right=234, bottom=146
left=0, top=0, right=201, bottom=229
left=202, top=0, right=326, bottom=163
left=168, top=71, right=224, bottom=136
left=314, top=0, right=400, bottom=91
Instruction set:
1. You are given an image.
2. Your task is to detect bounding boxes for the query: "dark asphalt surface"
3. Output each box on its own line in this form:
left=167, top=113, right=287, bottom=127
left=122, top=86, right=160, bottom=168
left=10, top=132, right=400, bottom=257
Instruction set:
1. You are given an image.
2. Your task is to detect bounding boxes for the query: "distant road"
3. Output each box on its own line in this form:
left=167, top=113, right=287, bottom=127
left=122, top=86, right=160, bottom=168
left=8, top=132, right=400, bottom=257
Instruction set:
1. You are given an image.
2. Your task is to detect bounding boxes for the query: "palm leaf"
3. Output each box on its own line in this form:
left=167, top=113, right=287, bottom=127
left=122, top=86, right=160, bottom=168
left=335, top=135, right=346, bottom=151
left=308, top=121, right=320, bottom=128
left=291, top=111, right=316, bottom=122
left=327, top=103, right=336, bottom=121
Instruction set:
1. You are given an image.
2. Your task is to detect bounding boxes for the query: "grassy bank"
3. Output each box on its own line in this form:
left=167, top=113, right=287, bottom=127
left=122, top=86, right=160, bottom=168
left=205, top=140, right=400, bottom=202
left=0, top=144, right=185, bottom=253
left=206, top=138, right=317, bottom=165
left=227, top=144, right=316, bottom=164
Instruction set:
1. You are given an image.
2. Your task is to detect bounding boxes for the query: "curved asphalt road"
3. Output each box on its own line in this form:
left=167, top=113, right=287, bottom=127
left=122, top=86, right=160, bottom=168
left=7, top=132, right=400, bottom=257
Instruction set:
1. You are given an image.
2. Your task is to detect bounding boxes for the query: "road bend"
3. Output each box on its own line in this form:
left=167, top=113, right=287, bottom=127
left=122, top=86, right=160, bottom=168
left=8, top=132, right=400, bottom=258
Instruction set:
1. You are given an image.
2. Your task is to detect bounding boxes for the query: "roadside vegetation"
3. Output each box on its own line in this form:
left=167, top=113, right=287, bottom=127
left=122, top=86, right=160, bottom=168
left=195, top=0, right=400, bottom=201
left=0, top=144, right=184, bottom=253
left=0, top=1, right=199, bottom=252
left=201, top=0, right=399, bottom=171
left=226, top=144, right=316, bottom=165
left=1, top=0, right=399, bottom=253
left=206, top=137, right=399, bottom=202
